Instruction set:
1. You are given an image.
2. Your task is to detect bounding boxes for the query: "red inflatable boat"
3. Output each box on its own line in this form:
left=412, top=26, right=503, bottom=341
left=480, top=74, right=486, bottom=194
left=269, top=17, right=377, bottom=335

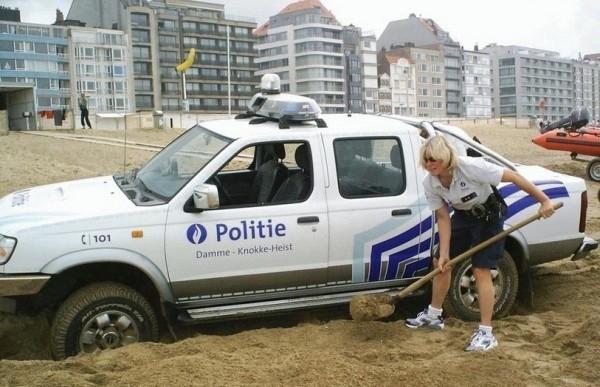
left=531, top=107, right=600, bottom=182
left=531, top=126, right=600, bottom=158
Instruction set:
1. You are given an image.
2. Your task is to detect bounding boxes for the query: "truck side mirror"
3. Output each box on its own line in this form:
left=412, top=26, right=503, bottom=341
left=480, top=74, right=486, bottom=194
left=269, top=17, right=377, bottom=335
left=193, top=183, right=220, bottom=209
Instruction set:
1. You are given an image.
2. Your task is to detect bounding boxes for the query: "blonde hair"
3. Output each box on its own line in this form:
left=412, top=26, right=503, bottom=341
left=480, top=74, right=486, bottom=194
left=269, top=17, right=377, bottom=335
left=419, top=135, right=458, bottom=170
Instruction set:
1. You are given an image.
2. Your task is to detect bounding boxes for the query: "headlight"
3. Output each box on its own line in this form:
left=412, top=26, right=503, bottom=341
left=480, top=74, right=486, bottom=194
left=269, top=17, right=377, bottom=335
left=0, top=234, right=16, bottom=264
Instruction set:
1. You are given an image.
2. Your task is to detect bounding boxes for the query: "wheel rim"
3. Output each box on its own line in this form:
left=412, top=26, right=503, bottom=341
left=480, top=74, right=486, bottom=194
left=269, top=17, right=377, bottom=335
left=590, top=162, right=600, bottom=181
left=456, top=265, right=504, bottom=313
left=79, top=310, right=140, bottom=353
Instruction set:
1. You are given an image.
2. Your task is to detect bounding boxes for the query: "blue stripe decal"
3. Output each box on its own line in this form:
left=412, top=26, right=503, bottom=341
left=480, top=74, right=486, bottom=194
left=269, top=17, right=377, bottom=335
left=367, top=214, right=430, bottom=282
left=356, top=181, right=568, bottom=284
left=352, top=204, right=425, bottom=283
left=386, top=237, right=434, bottom=280
left=505, top=186, right=569, bottom=218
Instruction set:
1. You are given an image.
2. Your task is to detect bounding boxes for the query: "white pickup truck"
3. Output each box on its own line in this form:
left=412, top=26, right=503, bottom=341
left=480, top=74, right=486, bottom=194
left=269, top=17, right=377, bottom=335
left=0, top=76, right=596, bottom=359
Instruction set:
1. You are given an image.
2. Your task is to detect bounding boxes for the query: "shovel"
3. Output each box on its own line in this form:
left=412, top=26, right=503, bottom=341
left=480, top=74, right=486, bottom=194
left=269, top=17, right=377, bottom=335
left=349, top=201, right=563, bottom=322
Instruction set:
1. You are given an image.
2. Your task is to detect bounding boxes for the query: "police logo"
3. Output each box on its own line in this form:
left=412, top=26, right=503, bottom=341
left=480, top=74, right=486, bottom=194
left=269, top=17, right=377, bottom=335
left=186, top=224, right=207, bottom=244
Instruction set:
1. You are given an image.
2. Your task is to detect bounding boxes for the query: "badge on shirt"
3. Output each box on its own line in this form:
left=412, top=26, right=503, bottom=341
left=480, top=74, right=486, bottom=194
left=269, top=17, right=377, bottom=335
left=461, top=192, right=477, bottom=202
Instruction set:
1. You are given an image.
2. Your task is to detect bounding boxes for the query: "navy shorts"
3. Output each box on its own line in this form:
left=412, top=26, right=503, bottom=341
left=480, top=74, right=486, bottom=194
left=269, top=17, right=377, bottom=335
left=446, top=211, right=505, bottom=268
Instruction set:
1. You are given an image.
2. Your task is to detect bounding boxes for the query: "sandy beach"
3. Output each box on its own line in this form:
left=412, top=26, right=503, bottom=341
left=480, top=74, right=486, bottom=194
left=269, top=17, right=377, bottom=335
left=0, top=120, right=599, bottom=386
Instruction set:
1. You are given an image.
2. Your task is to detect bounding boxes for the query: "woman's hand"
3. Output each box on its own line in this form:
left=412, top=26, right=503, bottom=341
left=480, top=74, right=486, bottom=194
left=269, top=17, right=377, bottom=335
left=539, top=200, right=555, bottom=218
left=437, top=253, right=451, bottom=273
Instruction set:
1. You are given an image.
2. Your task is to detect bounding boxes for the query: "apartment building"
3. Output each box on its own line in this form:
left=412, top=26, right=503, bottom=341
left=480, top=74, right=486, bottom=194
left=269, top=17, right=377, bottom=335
left=377, top=53, right=414, bottom=116
left=378, top=13, right=462, bottom=118
left=69, top=27, right=134, bottom=114
left=483, top=44, right=573, bottom=122
left=254, top=0, right=345, bottom=113
left=0, top=9, right=70, bottom=130
left=67, top=0, right=258, bottom=114
left=342, top=25, right=379, bottom=114
left=572, top=59, right=600, bottom=121
left=378, top=46, right=444, bottom=118
left=462, top=48, right=492, bottom=118
left=378, top=73, right=392, bottom=114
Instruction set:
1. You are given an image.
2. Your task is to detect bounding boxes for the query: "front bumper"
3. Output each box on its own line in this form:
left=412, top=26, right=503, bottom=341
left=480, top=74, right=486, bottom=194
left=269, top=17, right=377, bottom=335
left=0, top=274, right=51, bottom=296
left=572, top=236, right=599, bottom=261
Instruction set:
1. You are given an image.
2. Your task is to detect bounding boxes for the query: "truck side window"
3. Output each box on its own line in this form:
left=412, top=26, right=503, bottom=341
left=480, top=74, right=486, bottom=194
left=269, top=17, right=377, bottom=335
left=210, top=142, right=312, bottom=207
left=334, top=138, right=405, bottom=198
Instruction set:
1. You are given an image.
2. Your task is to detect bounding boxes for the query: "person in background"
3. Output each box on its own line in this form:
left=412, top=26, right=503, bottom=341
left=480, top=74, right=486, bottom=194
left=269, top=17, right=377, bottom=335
left=79, top=93, right=92, bottom=129
left=405, top=135, right=555, bottom=351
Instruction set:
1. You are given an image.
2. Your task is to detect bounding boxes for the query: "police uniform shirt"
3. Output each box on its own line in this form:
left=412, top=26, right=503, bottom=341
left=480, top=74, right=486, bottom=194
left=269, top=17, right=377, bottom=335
left=423, top=156, right=504, bottom=211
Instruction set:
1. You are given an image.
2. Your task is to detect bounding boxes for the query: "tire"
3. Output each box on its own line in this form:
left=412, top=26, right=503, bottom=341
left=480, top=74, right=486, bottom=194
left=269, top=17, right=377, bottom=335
left=50, top=282, right=159, bottom=360
left=443, top=251, right=519, bottom=321
left=586, top=158, right=600, bottom=182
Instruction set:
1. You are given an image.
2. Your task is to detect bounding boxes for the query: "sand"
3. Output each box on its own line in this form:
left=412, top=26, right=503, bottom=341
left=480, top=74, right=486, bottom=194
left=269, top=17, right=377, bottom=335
left=0, top=122, right=599, bottom=386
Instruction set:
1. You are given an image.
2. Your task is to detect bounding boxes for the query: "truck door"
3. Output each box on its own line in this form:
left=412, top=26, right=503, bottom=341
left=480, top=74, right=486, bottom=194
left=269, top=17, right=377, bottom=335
left=164, top=140, right=330, bottom=301
left=324, top=133, right=432, bottom=285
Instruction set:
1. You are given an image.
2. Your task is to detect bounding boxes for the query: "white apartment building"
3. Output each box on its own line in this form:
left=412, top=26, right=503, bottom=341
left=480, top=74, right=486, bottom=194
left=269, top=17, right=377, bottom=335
left=462, top=48, right=492, bottom=118
left=69, top=28, right=134, bottom=114
left=483, top=44, right=573, bottom=122
left=254, top=0, right=345, bottom=113
left=572, top=59, right=600, bottom=121
left=359, top=31, right=379, bottom=114
left=389, top=57, right=415, bottom=116
left=377, top=46, right=445, bottom=118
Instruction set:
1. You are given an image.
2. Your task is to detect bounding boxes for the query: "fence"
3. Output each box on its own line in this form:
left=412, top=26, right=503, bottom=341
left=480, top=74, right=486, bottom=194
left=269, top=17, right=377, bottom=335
left=35, top=111, right=540, bottom=131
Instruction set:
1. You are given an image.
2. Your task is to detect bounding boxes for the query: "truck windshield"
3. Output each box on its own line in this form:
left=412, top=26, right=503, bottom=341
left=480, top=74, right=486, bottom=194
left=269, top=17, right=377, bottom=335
left=134, top=125, right=231, bottom=199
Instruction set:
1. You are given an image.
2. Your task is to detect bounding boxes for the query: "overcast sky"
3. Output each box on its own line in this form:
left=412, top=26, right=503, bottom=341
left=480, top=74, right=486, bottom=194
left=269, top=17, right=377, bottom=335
left=5, top=0, right=599, bottom=59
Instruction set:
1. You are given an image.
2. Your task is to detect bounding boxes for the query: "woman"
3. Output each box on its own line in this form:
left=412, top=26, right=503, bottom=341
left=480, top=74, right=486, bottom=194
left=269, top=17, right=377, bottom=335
left=405, top=135, right=555, bottom=351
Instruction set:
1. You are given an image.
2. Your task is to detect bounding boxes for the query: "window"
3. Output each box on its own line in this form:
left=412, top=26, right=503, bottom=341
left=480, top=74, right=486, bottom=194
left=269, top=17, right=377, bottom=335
left=136, top=95, right=153, bottom=108
left=135, top=79, right=153, bottom=92
left=334, top=138, right=405, bottom=198
left=131, top=29, right=150, bottom=42
left=114, top=65, right=125, bottom=77
left=134, top=62, right=152, bottom=76
left=131, top=13, right=150, bottom=27
left=133, top=46, right=151, bottom=59
left=211, top=142, right=312, bottom=207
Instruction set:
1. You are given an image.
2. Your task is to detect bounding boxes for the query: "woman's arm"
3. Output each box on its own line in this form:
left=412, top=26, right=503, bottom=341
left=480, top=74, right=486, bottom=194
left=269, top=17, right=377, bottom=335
left=501, top=169, right=555, bottom=218
left=435, top=205, right=452, bottom=272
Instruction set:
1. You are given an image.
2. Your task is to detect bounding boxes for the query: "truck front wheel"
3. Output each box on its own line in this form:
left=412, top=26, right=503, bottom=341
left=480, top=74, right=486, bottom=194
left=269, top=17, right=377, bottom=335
left=443, top=251, right=519, bottom=321
left=50, top=282, right=159, bottom=360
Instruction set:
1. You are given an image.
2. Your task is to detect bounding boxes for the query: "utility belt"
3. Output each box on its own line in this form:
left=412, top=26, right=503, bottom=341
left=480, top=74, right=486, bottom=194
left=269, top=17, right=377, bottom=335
left=454, top=192, right=507, bottom=222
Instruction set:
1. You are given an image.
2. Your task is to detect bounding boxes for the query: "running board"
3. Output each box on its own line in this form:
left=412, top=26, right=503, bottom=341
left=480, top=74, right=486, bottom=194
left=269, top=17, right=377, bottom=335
left=178, top=287, right=424, bottom=323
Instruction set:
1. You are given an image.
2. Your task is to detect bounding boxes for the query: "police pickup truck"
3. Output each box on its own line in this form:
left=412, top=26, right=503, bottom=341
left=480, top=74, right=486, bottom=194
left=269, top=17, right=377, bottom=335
left=0, top=75, right=596, bottom=359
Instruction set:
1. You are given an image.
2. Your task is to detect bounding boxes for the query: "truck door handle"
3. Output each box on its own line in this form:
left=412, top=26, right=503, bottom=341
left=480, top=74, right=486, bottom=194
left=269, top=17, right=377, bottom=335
left=392, top=209, right=412, bottom=216
left=298, top=216, right=319, bottom=224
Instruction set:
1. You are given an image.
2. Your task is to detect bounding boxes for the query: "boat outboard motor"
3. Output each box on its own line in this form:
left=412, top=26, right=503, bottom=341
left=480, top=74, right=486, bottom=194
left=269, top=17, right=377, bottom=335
left=540, top=107, right=590, bottom=133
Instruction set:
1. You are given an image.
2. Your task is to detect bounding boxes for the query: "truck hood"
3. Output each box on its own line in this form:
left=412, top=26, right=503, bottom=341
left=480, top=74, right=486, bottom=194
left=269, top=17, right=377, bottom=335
left=0, top=176, right=133, bottom=231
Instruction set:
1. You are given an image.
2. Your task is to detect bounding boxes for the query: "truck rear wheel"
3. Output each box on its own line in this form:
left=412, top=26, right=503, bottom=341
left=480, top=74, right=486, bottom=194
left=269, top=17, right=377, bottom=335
left=443, top=251, right=519, bottom=321
left=50, top=282, right=159, bottom=360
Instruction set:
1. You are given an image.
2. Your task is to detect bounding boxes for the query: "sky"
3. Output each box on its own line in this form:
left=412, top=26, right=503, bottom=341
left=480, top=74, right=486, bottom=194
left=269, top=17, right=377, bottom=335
left=4, top=0, right=599, bottom=59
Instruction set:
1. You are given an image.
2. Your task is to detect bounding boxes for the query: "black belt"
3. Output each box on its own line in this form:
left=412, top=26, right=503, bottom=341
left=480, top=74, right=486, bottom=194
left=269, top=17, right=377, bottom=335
left=454, top=193, right=506, bottom=221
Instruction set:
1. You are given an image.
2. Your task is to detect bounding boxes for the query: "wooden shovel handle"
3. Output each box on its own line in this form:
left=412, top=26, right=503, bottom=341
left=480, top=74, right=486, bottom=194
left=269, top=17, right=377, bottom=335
left=393, top=201, right=563, bottom=302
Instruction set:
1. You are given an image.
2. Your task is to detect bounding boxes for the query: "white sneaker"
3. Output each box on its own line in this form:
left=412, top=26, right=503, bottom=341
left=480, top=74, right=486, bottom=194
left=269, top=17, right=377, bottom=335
left=405, top=308, right=444, bottom=330
left=465, top=329, right=498, bottom=351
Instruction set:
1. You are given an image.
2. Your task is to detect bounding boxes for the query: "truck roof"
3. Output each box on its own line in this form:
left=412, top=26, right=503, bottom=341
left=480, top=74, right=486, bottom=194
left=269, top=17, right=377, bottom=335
left=200, top=113, right=421, bottom=141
